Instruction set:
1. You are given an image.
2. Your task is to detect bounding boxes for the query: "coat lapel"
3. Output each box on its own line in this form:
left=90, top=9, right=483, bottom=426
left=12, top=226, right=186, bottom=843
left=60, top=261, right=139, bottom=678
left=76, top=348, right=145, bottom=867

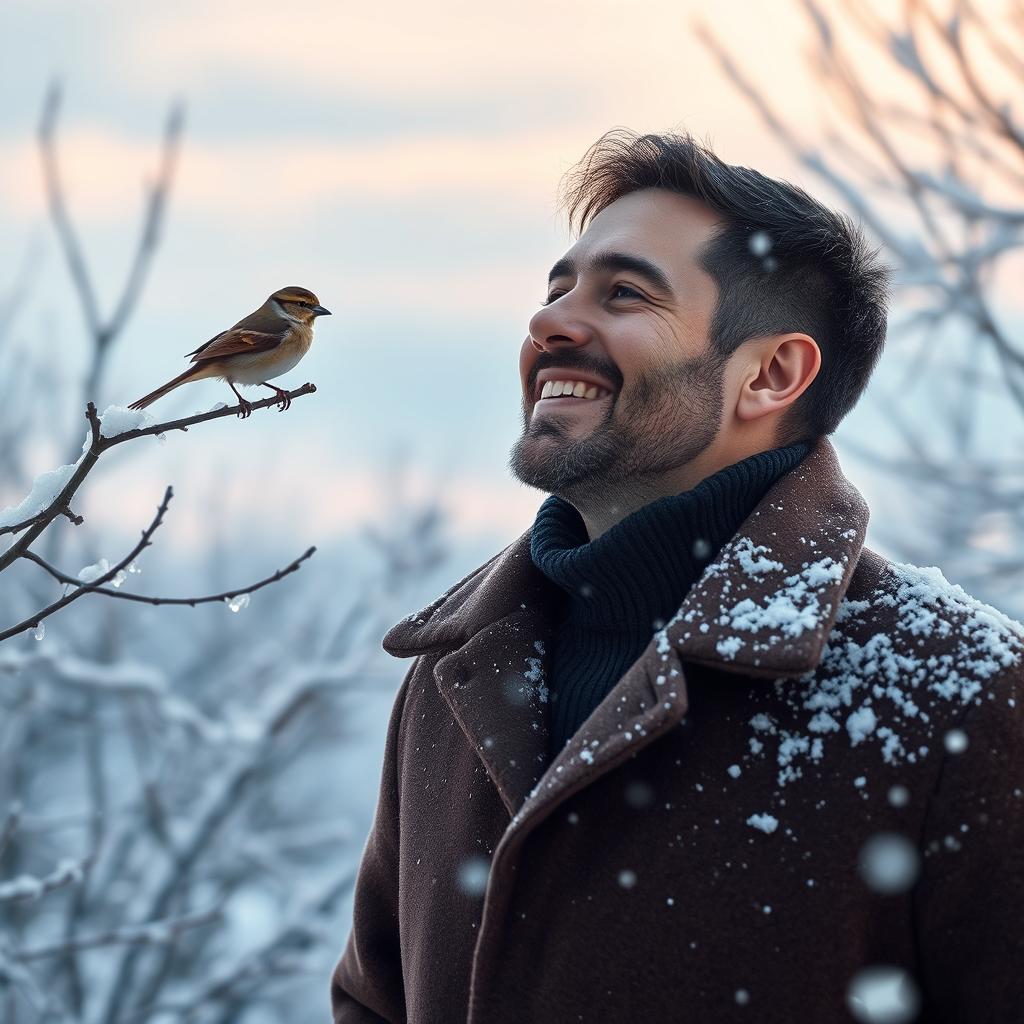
left=380, top=436, right=870, bottom=823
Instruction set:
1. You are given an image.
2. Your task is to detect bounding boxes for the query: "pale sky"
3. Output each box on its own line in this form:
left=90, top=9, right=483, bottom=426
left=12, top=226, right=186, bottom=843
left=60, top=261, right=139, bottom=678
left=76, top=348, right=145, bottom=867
left=1, top=0, right=1015, bottom=567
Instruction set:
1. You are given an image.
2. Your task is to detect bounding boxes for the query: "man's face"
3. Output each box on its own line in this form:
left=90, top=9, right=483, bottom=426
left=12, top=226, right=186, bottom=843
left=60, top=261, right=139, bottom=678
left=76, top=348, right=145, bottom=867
left=508, top=188, right=729, bottom=505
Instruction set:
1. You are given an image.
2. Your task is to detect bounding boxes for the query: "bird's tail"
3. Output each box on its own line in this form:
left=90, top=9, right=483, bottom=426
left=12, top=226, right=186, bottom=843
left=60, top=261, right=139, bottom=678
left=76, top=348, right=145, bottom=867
left=128, top=366, right=206, bottom=410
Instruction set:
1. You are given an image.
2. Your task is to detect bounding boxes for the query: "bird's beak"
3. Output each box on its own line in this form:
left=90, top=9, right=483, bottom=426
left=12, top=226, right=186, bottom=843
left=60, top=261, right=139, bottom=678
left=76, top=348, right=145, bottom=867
left=312, top=305, right=332, bottom=317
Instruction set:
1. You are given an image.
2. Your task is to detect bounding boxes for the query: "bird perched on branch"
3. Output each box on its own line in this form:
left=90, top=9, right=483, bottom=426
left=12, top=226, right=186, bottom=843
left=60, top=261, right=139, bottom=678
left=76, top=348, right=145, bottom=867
left=128, top=286, right=331, bottom=418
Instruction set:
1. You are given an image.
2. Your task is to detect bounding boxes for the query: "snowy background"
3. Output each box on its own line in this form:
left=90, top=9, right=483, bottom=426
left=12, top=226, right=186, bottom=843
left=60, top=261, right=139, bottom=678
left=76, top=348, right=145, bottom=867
left=2, top=0, right=1023, bottom=1020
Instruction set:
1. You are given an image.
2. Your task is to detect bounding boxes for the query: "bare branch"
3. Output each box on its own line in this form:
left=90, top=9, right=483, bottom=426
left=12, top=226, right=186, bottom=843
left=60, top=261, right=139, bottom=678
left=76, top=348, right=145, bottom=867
left=15, top=904, right=222, bottom=962
left=20, top=545, right=317, bottom=608
left=38, top=80, right=185, bottom=411
left=0, top=803, right=20, bottom=862
left=38, top=81, right=102, bottom=343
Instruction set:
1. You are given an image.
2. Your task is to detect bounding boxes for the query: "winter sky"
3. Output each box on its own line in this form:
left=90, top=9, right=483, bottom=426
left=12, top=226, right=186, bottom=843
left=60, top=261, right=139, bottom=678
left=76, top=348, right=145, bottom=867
left=1, top=0, right=1017, bottom=568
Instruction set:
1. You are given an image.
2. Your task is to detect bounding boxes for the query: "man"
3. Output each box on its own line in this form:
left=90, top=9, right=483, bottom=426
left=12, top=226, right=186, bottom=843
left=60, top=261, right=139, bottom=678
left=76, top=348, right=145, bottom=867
left=330, top=130, right=1024, bottom=1023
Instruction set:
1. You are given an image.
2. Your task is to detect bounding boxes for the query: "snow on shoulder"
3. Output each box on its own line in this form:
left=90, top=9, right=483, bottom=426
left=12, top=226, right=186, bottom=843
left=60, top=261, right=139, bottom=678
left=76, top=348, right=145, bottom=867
left=752, top=559, right=1024, bottom=786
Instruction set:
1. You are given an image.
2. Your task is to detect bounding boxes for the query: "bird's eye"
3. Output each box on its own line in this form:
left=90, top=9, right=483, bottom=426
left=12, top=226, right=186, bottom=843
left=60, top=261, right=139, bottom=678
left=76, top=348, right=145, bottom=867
left=539, top=284, right=643, bottom=306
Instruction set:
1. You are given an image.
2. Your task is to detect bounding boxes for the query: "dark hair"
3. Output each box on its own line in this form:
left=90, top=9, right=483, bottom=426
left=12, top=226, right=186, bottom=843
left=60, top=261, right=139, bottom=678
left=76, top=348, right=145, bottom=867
left=556, top=128, right=892, bottom=442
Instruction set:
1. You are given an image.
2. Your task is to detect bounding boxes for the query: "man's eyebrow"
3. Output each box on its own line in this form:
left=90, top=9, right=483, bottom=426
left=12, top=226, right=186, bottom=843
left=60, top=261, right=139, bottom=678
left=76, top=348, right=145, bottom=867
left=547, top=250, right=676, bottom=299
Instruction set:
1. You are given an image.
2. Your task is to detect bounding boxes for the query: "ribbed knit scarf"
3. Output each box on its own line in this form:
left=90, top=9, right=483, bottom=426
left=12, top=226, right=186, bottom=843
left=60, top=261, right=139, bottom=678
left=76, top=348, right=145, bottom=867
left=529, top=442, right=812, bottom=760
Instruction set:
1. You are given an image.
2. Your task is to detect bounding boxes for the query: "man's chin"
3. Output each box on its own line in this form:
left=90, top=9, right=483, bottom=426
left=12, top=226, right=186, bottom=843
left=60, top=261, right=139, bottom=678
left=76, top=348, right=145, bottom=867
left=508, top=437, right=605, bottom=496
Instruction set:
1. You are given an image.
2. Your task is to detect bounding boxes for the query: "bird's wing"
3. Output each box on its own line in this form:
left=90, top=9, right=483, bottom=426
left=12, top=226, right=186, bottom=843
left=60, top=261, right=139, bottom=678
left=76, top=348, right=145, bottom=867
left=184, top=302, right=288, bottom=360
left=184, top=330, right=227, bottom=358
left=188, top=326, right=288, bottom=364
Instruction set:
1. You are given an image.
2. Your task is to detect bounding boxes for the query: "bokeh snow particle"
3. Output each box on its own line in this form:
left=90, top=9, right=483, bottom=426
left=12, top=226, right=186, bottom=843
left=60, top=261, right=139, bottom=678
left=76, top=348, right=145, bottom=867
left=624, top=780, right=655, bottom=809
left=617, top=869, right=637, bottom=889
left=692, top=538, right=712, bottom=559
left=748, top=231, right=773, bottom=257
left=857, top=833, right=920, bottom=895
left=456, top=855, right=490, bottom=897
left=846, top=966, right=920, bottom=1024
left=735, top=989, right=750, bottom=1006
left=887, top=785, right=910, bottom=808
left=943, top=729, right=968, bottom=754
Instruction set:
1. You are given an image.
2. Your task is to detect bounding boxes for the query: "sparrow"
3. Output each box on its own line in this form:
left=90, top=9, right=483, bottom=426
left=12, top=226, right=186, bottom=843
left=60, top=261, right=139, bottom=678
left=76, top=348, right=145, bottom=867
left=128, top=286, right=332, bottom=418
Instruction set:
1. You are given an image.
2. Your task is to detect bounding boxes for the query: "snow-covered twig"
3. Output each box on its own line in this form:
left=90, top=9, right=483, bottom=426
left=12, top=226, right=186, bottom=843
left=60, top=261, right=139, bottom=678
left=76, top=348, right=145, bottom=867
left=0, top=856, right=87, bottom=904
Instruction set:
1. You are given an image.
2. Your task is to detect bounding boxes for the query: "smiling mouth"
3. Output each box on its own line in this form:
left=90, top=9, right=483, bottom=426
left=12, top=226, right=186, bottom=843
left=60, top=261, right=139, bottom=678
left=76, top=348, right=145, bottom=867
left=534, top=380, right=615, bottom=402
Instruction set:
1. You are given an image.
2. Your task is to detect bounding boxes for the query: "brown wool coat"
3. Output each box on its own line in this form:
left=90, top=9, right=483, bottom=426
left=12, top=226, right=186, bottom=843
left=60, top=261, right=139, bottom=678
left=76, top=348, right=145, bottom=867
left=330, top=437, right=1024, bottom=1024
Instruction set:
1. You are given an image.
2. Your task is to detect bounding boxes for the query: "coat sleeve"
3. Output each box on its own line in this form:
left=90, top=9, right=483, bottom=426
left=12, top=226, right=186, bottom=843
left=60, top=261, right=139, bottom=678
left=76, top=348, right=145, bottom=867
left=330, top=663, right=414, bottom=1024
left=912, top=666, right=1024, bottom=1022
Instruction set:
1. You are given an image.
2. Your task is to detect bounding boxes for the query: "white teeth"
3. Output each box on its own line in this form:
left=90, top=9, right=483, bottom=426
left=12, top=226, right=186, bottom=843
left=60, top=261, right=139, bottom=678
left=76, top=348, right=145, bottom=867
left=538, top=379, right=611, bottom=401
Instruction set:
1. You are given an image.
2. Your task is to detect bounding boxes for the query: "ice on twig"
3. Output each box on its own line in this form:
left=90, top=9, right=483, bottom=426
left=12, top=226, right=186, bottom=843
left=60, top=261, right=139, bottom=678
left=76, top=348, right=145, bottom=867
left=225, top=593, right=251, bottom=613
left=77, top=559, right=110, bottom=584
left=33, top=623, right=45, bottom=641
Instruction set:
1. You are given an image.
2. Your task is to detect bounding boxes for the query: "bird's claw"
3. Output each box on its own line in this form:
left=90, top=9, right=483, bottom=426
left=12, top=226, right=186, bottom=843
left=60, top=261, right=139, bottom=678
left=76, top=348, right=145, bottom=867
left=236, top=398, right=254, bottom=419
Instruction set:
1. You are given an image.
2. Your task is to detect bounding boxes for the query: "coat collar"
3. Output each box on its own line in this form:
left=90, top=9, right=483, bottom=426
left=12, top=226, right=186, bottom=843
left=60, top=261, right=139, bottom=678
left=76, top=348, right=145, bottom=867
left=381, top=436, right=869, bottom=818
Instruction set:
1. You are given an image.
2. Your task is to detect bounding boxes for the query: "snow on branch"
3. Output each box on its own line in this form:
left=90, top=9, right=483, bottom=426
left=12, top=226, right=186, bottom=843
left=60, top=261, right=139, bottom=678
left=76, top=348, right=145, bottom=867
left=0, top=857, right=87, bottom=904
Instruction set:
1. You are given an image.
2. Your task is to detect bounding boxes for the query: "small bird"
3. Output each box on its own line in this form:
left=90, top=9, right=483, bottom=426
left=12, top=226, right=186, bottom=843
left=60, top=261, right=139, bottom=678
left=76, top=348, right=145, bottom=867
left=129, top=286, right=332, bottom=418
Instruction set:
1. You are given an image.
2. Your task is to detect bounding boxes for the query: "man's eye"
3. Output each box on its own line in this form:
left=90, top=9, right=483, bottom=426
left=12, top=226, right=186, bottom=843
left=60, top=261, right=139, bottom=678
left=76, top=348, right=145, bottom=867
left=539, top=284, right=643, bottom=307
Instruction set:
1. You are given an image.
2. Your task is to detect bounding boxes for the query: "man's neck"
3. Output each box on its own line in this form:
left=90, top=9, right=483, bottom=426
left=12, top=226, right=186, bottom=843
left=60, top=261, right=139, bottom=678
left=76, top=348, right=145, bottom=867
left=562, top=442, right=770, bottom=541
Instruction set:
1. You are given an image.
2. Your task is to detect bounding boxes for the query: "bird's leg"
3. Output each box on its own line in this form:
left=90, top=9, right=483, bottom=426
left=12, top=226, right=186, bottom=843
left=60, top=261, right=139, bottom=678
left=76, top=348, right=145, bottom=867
left=229, top=382, right=254, bottom=419
left=260, top=382, right=291, bottom=412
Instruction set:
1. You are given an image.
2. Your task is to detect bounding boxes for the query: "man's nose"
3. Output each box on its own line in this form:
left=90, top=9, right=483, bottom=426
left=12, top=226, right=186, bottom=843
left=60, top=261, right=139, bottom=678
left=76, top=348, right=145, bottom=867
left=528, top=301, right=595, bottom=352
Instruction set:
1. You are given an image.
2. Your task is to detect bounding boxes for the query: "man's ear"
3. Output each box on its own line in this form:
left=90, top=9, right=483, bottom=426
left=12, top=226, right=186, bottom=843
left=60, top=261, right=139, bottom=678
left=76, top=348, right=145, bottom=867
left=735, top=334, right=821, bottom=424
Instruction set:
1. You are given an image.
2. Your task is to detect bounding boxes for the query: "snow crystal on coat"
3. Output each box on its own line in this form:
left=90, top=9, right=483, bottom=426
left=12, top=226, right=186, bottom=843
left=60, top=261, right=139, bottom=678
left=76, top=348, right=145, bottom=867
left=655, top=535, right=850, bottom=652
left=746, top=813, right=778, bottom=834
left=523, top=643, right=549, bottom=704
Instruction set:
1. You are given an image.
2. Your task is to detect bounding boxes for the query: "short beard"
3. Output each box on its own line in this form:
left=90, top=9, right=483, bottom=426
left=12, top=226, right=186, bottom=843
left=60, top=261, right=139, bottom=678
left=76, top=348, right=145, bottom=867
left=507, top=348, right=729, bottom=509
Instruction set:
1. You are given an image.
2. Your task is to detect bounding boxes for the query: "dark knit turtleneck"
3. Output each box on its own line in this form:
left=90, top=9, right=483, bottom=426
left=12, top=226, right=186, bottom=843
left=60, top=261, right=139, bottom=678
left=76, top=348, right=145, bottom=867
left=529, top=442, right=812, bottom=760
